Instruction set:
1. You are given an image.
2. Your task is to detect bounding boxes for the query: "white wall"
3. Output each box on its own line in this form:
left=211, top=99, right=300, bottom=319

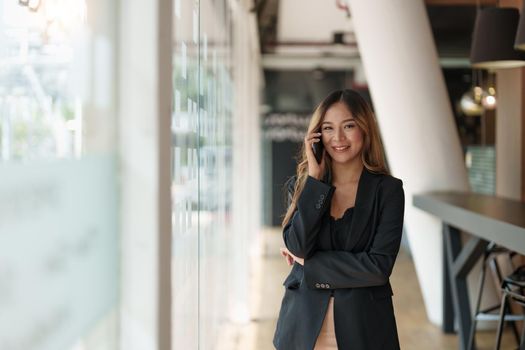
left=277, top=0, right=353, bottom=42
left=496, top=69, right=522, bottom=200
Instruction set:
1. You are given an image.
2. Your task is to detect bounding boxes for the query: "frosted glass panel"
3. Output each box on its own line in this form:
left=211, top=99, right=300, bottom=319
left=0, top=1, right=119, bottom=349
left=0, top=156, right=118, bottom=350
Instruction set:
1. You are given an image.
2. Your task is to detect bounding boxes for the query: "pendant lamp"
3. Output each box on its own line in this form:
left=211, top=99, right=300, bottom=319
left=470, top=7, right=525, bottom=69
left=514, top=1, right=525, bottom=50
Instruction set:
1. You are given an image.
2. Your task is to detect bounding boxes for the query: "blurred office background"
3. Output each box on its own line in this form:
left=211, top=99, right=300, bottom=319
left=1, top=0, right=524, bottom=349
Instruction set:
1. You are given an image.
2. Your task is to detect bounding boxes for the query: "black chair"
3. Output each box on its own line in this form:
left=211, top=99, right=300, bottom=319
left=468, top=242, right=521, bottom=350
left=495, top=265, right=525, bottom=350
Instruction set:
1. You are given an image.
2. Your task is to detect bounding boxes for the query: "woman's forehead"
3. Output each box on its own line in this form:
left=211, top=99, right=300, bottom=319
left=324, top=102, right=353, bottom=121
left=323, top=114, right=354, bottom=124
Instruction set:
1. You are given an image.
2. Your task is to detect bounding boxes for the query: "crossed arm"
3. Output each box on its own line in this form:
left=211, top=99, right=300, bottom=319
left=282, top=175, right=405, bottom=289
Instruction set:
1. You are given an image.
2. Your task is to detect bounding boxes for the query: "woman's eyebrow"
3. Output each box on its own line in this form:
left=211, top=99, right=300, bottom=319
left=321, top=118, right=355, bottom=124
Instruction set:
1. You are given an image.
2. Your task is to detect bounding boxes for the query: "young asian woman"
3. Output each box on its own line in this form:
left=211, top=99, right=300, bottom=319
left=272, top=89, right=405, bottom=350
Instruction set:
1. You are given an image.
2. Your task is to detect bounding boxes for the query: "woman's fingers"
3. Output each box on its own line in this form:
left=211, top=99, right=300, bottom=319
left=280, top=247, right=290, bottom=259
left=304, top=132, right=321, bottom=147
left=304, top=132, right=322, bottom=155
left=304, top=131, right=325, bottom=179
left=280, top=247, right=295, bottom=266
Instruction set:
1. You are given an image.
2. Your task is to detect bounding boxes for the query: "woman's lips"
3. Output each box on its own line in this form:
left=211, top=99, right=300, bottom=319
left=332, top=146, right=350, bottom=152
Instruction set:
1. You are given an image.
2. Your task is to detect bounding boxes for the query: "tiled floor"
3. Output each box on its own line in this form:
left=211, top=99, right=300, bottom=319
left=231, top=228, right=516, bottom=350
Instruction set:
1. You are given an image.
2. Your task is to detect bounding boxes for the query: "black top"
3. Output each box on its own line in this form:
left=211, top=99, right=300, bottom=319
left=330, top=206, right=355, bottom=248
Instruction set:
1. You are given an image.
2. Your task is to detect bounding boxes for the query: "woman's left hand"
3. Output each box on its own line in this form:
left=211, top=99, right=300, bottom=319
left=280, top=247, right=304, bottom=266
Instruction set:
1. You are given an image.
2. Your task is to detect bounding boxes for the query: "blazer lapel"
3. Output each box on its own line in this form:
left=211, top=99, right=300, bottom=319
left=344, top=167, right=382, bottom=250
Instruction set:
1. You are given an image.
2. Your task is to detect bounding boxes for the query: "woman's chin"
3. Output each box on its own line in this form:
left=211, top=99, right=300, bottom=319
left=329, top=154, right=358, bottom=164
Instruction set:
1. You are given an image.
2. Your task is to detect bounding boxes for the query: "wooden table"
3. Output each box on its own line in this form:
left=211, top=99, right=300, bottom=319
left=413, top=191, right=525, bottom=350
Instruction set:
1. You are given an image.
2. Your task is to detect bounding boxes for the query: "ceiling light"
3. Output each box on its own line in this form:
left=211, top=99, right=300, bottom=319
left=482, top=86, right=497, bottom=110
left=470, top=7, right=525, bottom=69
left=459, top=86, right=484, bottom=117
left=28, top=0, right=41, bottom=11
left=514, top=0, right=525, bottom=50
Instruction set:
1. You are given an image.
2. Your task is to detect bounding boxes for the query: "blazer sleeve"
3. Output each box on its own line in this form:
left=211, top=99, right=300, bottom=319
left=303, top=179, right=405, bottom=289
left=283, top=175, right=335, bottom=259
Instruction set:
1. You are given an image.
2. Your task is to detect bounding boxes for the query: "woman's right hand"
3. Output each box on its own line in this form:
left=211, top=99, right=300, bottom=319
left=280, top=247, right=304, bottom=266
left=305, top=130, right=326, bottom=180
left=280, top=247, right=294, bottom=266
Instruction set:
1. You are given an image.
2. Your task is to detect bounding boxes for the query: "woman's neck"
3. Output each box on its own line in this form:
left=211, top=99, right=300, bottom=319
left=331, top=159, right=364, bottom=186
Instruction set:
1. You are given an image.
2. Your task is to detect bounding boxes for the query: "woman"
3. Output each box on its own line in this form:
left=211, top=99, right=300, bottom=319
left=272, top=89, right=405, bottom=350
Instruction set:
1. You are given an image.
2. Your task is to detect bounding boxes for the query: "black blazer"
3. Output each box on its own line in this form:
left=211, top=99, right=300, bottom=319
left=273, top=167, right=405, bottom=350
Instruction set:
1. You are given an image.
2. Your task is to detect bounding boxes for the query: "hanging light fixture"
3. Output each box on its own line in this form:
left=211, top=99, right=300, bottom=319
left=470, top=7, right=525, bottom=69
left=459, top=85, right=484, bottom=116
left=481, top=86, right=497, bottom=109
left=27, top=0, right=41, bottom=11
left=459, top=69, right=485, bottom=117
left=514, top=0, right=525, bottom=50
left=18, top=0, right=40, bottom=11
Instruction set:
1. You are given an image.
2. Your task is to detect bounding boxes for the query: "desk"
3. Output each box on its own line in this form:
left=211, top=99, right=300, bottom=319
left=413, top=191, right=525, bottom=350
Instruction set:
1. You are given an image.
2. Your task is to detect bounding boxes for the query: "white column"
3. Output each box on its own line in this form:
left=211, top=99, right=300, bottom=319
left=495, top=69, right=522, bottom=200
left=118, top=0, right=172, bottom=349
left=230, top=0, right=263, bottom=322
left=347, top=0, right=470, bottom=325
left=81, top=0, right=117, bottom=155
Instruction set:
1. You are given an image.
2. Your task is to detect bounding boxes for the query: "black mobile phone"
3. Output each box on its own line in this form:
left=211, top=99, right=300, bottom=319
left=312, top=131, right=324, bottom=164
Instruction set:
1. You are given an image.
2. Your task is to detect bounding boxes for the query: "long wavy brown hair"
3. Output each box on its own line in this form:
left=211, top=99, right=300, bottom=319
left=281, top=89, right=389, bottom=228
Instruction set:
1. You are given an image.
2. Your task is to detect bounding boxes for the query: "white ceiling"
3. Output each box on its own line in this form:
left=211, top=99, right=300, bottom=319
left=277, top=0, right=355, bottom=43
left=264, top=0, right=471, bottom=71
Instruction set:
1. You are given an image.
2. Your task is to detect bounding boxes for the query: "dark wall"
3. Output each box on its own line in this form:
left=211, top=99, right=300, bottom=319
left=262, top=69, right=364, bottom=226
left=271, top=140, right=300, bottom=226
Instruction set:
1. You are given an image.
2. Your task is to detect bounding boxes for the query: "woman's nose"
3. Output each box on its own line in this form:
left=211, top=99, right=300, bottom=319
left=333, top=127, right=346, bottom=141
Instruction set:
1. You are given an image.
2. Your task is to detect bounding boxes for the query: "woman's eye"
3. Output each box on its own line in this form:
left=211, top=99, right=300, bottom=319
left=322, top=126, right=332, bottom=130
left=344, top=124, right=355, bottom=129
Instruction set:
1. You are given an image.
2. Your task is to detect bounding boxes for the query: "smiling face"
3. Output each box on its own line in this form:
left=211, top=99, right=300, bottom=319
left=320, top=101, right=364, bottom=164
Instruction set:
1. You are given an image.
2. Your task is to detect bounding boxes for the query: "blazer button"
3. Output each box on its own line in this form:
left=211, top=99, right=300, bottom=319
left=320, top=194, right=325, bottom=200
left=320, top=283, right=326, bottom=288
left=325, top=283, right=331, bottom=289
left=315, top=283, right=321, bottom=288
left=315, top=204, right=321, bottom=209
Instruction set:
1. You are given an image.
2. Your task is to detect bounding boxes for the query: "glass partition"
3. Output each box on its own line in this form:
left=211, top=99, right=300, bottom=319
left=171, top=0, right=200, bottom=347
left=171, top=0, right=234, bottom=348
left=0, top=1, right=119, bottom=349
